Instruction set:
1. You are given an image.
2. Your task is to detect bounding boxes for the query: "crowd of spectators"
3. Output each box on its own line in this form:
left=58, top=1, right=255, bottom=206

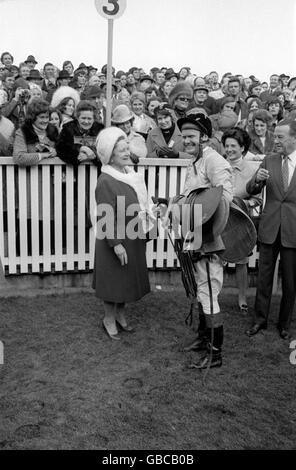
left=1, top=52, right=296, bottom=165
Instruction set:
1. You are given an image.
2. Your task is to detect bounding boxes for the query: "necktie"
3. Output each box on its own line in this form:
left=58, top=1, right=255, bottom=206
left=282, top=156, right=289, bottom=192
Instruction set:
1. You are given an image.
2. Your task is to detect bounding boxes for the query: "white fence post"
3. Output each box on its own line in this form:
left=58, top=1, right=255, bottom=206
left=0, top=157, right=268, bottom=281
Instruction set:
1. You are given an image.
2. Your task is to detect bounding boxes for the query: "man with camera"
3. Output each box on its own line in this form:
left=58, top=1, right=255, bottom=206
left=1, top=78, right=31, bottom=129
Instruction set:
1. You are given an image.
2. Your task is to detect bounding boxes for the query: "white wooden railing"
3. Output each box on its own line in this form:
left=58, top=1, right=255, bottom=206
left=0, top=157, right=260, bottom=275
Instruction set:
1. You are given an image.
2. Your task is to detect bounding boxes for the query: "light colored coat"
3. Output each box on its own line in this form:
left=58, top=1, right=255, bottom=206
left=146, top=125, right=189, bottom=159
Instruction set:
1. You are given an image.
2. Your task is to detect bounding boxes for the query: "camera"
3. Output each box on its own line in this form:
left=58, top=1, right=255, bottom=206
left=19, top=89, right=31, bottom=103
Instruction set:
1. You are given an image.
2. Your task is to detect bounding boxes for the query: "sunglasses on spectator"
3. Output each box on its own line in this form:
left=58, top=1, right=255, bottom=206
left=177, top=96, right=189, bottom=102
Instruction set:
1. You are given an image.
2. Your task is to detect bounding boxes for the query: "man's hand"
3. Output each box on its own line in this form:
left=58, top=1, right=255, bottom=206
left=255, top=168, right=269, bottom=182
left=114, top=244, right=128, bottom=266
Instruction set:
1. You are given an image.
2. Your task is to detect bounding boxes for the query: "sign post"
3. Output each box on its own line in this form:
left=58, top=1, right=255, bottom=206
left=94, top=0, right=127, bottom=127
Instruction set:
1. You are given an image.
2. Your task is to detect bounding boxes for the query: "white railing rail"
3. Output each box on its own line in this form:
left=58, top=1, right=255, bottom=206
left=0, top=157, right=260, bottom=275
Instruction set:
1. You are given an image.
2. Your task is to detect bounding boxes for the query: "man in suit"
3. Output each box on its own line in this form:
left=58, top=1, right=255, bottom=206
left=246, top=119, right=296, bottom=339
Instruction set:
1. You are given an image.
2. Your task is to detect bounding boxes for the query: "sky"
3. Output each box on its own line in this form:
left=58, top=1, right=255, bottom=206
left=0, top=0, right=296, bottom=81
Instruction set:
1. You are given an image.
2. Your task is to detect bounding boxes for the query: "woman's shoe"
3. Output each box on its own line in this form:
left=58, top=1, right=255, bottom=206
left=102, top=320, right=120, bottom=341
left=116, top=320, right=135, bottom=333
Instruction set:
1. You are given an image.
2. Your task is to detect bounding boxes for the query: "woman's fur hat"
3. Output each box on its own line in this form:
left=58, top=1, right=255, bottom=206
left=51, top=86, right=80, bottom=108
left=168, top=82, right=193, bottom=106
left=96, top=127, right=126, bottom=166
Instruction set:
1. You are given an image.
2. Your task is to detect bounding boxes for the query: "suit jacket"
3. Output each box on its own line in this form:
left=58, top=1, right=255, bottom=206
left=246, top=153, right=296, bottom=248
left=146, top=125, right=189, bottom=159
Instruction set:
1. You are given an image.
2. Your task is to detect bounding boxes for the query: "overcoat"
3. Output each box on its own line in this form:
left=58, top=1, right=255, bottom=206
left=92, top=173, right=150, bottom=303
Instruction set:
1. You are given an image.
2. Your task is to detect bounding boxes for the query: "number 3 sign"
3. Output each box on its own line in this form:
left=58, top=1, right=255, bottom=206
left=94, top=0, right=127, bottom=20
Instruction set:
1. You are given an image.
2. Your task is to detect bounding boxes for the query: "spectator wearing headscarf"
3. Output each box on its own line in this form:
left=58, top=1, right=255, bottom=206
left=146, top=103, right=189, bottom=158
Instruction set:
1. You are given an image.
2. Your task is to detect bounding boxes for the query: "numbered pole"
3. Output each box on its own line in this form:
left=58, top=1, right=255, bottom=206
left=106, top=19, right=114, bottom=127
left=94, top=0, right=127, bottom=127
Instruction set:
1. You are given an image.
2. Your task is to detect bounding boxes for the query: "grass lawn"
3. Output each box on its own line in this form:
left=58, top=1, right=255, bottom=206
left=0, top=289, right=295, bottom=450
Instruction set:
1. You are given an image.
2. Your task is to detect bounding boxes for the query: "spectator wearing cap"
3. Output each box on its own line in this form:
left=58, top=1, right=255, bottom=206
left=130, top=92, right=156, bottom=139
left=82, top=85, right=106, bottom=125
left=139, top=75, right=155, bottom=92
left=189, top=80, right=219, bottom=116
left=168, top=81, right=193, bottom=120
left=166, top=70, right=179, bottom=88
left=24, top=55, right=38, bottom=70
left=27, top=69, right=46, bottom=100
left=178, top=113, right=233, bottom=368
left=248, top=109, right=275, bottom=158
left=88, top=66, right=98, bottom=78
left=146, top=103, right=188, bottom=159
left=46, top=70, right=72, bottom=103
left=279, top=74, right=290, bottom=88
left=111, top=104, right=147, bottom=163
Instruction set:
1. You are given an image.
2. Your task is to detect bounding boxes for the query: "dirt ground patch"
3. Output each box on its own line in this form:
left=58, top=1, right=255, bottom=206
left=0, top=290, right=295, bottom=450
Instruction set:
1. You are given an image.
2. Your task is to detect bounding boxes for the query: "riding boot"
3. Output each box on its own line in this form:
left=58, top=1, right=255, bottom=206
left=189, top=326, right=223, bottom=369
left=183, top=303, right=209, bottom=352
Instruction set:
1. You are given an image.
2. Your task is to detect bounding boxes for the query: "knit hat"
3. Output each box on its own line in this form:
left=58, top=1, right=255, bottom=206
left=111, top=104, right=133, bottom=124
left=217, top=110, right=238, bottom=130
left=96, top=127, right=127, bottom=166
left=25, top=55, right=38, bottom=64
left=13, top=78, right=30, bottom=91
left=27, top=70, right=42, bottom=81
left=83, top=85, right=103, bottom=100
left=51, top=86, right=80, bottom=108
left=57, top=70, right=71, bottom=80
left=168, top=82, right=193, bottom=106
